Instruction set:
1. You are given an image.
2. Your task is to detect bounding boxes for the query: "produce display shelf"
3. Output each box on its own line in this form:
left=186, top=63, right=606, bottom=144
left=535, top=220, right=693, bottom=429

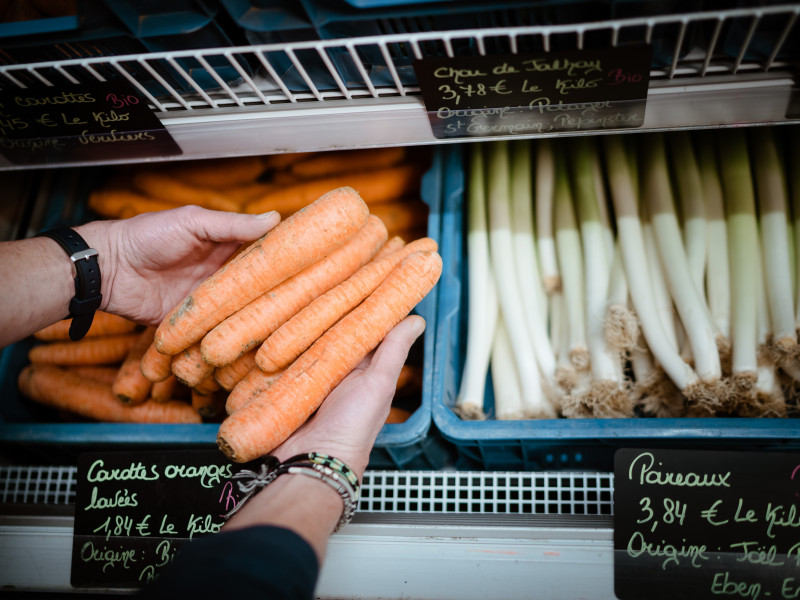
left=0, top=147, right=455, bottom=471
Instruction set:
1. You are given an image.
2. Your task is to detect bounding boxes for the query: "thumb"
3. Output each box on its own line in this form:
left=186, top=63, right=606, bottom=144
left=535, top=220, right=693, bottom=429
left=194, top=210, right=282, bottom=244
left=366, top=315, right=427, bottom=385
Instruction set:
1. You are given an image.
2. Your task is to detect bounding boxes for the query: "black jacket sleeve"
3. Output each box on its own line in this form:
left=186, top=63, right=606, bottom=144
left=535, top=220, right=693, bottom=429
left=139, top=525, right=320, bottom=599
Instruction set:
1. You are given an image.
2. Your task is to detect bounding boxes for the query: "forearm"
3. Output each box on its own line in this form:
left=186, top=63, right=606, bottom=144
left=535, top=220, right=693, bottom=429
left=222, top=472, right=344, bottom=563
left=0, top=221, right=119, bottom=348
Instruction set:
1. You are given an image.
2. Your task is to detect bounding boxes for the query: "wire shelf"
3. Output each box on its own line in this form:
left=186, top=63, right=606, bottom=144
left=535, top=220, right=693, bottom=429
left=0, top=4, right=798, bottom=115
left=0, top=466, right=613, bottom=515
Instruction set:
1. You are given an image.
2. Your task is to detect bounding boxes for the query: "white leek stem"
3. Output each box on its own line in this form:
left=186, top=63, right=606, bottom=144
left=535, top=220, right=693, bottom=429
left=554, top=147, right=588, bottom=371
left=718, top=129, right=759, bottom=384
left=696, top=131, right=731, bottom=340
left=603, top=135, right=697, bottom=391
left=571, top=137, right=620, bottom=384
left=669, top=132, right=708, bottom=302
left=510, top=139, right=555, bottom=382
left=535, top=139, right=561, bottom=294
left=456, top=144, right=497, bottom=420
left=488, top=141, right=555, bottom=419
left=604, top=241, right=639, bottom=354
left=644, top=133, right=720, bottom=383
left=642, top=203, right=680, bottom=354
left=752, top=126, right=797, bottom=352
left=491, top=313, right=526, bottom=420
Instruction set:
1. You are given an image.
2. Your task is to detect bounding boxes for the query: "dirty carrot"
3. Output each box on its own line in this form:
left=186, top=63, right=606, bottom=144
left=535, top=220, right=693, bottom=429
left=192, top=388, right=226, bottom=419
left=218, top=250, right=442, bottom=462
left=287, top=147, right=407, bottom=179
left=256, top=237, right=438, bottom=372
left=171, top=343, right=214, bottom=388
left=162, top=156, right=266, bottom=189
left=151, top=374, right=180, bottom=403
left=155, top=186, right=370, bottom=355
left=140, top=342, right=174, bottom=383
left=34, top=311, right=137, bottom=341
left=71, top=366, right=120, bottom=384
left=373, top=236, right=406, bottom=261
left=200, top=214, right=388, bottom=367
left=225, top=367, right=285, bottom=415
left=385, top=406, right=412, bottom=424
left=112, top=327, right=156, bottom=405
left=193, top=371, right=221, bottom=396
left=369, top=199, right=429, bottom=238
left=28, top=333, right=139, bottom=365
left=88, top=189, right=179, bottom=219
left=214, top=350, right=257, bottom=391
left=18, top=364, right=201, bottom=423
left=244, top=165, right=423, bottom=215
left=131, top=171, right=241, bottom=212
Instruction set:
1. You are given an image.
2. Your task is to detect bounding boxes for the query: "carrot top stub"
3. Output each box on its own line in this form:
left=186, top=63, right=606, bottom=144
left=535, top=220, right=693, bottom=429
left=217, top=250, right=443, bottom=463
left=154, top=187, right=370, bottom=355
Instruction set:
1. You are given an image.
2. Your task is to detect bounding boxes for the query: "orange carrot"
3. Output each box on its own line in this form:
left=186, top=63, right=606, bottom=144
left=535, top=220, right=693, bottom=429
left=18, top=364, right=201, bottom=423
left=244, top=164, right=423, bottom=215
left=192, top=387, right=226, bottom=419
left=262, top=152, right=317, bottom=171
left=34, top=311, right=137, bottom=341
left=200, top=214, right=388, bottom=367
left=385, top=406, right=412, bottom=424
left=131, top=171, right=241, bottom=212
left=373, top=236, right=406, bottom=261
left=162, top=156, right=266, bottom=189
left=288, top=147, right=406, bottom=179
left=154, top=186, right=370, bottom=355
left=28, top=333, right=139, bottom=365
left=256, top=237, right=438, bottom=372
left=88, top=189, right=179, bottom=219
left=370, top=199, right=429, bottom=238
left=217, top=250, right=442, bottom=462
left=171, top=343, right=214, bottom=388
left=214, top=349, right=257, bottom=391
left=140, top=342, right=174, bottom=383
left=112, top=327, right=156, bottom=405
left=71, top=365, right=120, bottom=385
left=193, top=372, right=220, bottom=396
left=225, top=366, right=286, bottom=415
left=396, top=364, right=423, bottom=395
left=151, top=374, right=180, bottom=403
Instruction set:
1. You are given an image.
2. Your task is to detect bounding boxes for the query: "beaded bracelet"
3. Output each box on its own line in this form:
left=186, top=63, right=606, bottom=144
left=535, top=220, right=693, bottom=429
left=224, top=453, right=360, bottom=532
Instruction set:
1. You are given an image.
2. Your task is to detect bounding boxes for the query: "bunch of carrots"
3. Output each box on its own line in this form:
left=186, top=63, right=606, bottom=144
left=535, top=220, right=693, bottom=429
left=457, top=128, right=800, bottom=422
left=18, top=312, right=203, bottom=424
left=20, top=187, right=441, bottom=462
left=87, top=146, right=430, bottom=241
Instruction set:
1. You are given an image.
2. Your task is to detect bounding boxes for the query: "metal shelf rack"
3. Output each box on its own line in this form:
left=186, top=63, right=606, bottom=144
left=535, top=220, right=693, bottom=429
left=1, top=3, right=798, bottom=169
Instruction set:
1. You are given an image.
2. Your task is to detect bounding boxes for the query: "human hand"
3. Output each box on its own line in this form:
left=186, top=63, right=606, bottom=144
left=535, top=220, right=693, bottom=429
left=77, top=206, right=280, bottom=327
left=272, top=315, right=426, bottom=479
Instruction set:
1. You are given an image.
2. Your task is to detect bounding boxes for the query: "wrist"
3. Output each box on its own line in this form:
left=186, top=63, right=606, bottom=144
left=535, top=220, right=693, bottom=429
left=73, top=220, right=117, bottom=314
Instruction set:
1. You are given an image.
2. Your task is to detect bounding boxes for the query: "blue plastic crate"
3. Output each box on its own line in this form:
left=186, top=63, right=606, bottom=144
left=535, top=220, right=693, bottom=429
left=430, top=142, right=800, bottom=473
left=0, top=150, right=455, bottom=470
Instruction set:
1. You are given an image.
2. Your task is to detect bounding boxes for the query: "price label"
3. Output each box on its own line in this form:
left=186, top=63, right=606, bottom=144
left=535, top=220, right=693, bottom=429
left=413, top=46, right=652, bottom=138
left=71, top=450, right=257, bottom=588
left=0, top=79, right=181, bottom=166
left=614, top=449, right=800, bottom=600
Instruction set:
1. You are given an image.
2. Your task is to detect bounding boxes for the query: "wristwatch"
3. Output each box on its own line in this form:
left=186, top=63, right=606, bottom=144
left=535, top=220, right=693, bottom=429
left=37, top=227, right=102, bottom=341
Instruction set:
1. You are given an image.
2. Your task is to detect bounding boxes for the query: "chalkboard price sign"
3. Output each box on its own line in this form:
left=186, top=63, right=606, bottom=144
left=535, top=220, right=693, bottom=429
left=0, top=79, right=181, bottom=166
left=71, top=450, right=257, bottom=588
left=614, top=449, right=800, bottom=600
left=413, top=46, right=652, bottom=139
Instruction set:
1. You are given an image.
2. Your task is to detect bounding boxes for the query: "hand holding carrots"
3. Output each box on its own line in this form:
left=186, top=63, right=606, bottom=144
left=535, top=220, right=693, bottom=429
left=270, top=315, right=426, bottom=479
left=73, top=206, right=281, bottom=328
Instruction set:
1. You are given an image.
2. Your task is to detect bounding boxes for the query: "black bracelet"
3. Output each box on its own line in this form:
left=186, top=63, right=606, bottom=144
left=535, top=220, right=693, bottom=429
left=36, top=227, right=102, bottom=341
left=224, top=453, right=360, bottom=532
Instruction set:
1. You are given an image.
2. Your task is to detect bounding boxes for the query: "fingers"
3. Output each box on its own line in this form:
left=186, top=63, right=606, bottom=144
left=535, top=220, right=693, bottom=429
left=174, top=206, right=281, bottom=244
left=365, top=315, right=426, bottom=391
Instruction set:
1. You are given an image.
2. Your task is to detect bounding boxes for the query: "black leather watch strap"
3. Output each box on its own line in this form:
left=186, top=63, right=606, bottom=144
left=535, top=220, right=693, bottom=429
left=37, top=227, right=102, bottom=341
